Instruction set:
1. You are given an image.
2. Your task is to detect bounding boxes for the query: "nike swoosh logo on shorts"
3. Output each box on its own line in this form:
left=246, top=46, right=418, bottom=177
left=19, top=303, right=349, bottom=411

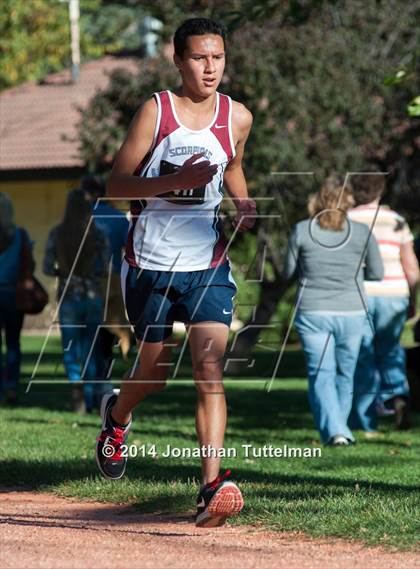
left=197, top=497, right=205, bottom=508
left=215, top=124, right=226, bottom=129
left=223, top=309, right=232, bottom=315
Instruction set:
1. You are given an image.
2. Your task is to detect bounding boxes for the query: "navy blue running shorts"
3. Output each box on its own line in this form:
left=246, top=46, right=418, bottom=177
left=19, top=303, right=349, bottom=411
left=121, top=260, right=237, bottom=343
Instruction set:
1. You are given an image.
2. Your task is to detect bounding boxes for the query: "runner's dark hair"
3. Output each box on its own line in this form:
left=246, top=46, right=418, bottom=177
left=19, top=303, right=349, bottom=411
left=174, top=18, right=227, bottom=58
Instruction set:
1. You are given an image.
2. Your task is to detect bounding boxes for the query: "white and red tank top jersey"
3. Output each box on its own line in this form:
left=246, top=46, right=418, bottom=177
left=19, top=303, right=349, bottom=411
left=125, top=90, right=236, bottom=272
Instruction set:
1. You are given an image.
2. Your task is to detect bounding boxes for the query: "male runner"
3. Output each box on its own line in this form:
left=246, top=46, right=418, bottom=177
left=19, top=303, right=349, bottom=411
left=95, top=17, right=255, bottom=528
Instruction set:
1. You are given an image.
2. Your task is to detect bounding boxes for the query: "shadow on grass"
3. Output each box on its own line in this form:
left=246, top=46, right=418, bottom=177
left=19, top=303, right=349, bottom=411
left=15, top=348, right=312, bottom=428
left=1, top=457, right=419, bottom=507
left=9, top=383, right=315, bottom=433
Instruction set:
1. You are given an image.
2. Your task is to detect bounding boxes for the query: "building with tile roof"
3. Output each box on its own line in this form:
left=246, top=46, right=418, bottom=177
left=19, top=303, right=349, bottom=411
left=1, top=56, right=138, bottom=176
left=0, top=56, right=138, bottom=328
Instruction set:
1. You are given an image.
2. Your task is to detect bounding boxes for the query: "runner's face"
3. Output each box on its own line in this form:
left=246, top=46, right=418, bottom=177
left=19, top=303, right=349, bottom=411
left=176, top=34, right=225, bottom=97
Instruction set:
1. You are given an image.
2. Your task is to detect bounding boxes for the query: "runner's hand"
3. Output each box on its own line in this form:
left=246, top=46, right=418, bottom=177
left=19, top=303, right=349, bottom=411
left=176, top=153, right=218, bottom=190
left=234, top=198, right=257, bottom=232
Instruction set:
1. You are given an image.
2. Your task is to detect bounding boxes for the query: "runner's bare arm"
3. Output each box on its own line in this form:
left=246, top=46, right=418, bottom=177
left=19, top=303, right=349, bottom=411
left=223, top=102, right=255, bottom=230
left=223, top=102, right=253, bottom=200
left=107, top=98, right=217, bottom=199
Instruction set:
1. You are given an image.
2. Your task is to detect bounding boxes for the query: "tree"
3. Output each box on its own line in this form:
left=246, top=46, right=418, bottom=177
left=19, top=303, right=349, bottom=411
left=0, top=0, right=146, bottom=90
left=0, top=0, right=69, bottom=89
left=226, top=1, right=419, bottom=356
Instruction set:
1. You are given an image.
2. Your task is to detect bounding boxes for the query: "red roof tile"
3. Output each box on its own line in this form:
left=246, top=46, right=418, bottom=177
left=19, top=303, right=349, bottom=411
left=0, top=56, right=139, bottom=170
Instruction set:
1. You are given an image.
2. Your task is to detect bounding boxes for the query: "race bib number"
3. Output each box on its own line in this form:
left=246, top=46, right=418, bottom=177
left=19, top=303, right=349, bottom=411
left=159, top=160, right=206, bottom=205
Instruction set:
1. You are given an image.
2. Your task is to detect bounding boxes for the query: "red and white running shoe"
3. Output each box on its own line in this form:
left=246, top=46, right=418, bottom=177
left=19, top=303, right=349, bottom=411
left=195, top=470, right=244, bottom=528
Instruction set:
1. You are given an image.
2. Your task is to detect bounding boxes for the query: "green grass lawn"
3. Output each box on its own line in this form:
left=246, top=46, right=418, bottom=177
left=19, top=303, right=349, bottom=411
left=1, top=335, right=420, bottom=549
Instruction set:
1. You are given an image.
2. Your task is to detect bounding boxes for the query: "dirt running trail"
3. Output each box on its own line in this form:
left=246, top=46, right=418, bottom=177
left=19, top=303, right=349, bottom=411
left=1, top=489, right=419, bottom=569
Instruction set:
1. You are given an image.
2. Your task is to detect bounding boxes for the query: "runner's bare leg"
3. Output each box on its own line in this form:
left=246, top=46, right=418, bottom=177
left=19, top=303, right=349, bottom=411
left=111, top=340, right=172, bottom=425
left=188, top=322, right=229, bottom=485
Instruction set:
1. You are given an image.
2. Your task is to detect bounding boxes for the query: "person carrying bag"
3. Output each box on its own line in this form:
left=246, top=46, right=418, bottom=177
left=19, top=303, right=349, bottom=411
left=0, top=193, right=46, bottom=404
left=16, top=229, right=48, bottom=315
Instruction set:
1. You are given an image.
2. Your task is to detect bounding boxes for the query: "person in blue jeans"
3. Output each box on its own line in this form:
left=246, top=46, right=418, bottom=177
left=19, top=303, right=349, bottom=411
left=348, top=171, right=420, bottom=431
left=81, top=175, right=130, bottom=379
left=352, top=298, right=410, bottom=431
left=0, top=193, right=35, bottom=404
left=283, top=176, right=383, bottom=445
left=43, top=189, right=110, bottom=412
